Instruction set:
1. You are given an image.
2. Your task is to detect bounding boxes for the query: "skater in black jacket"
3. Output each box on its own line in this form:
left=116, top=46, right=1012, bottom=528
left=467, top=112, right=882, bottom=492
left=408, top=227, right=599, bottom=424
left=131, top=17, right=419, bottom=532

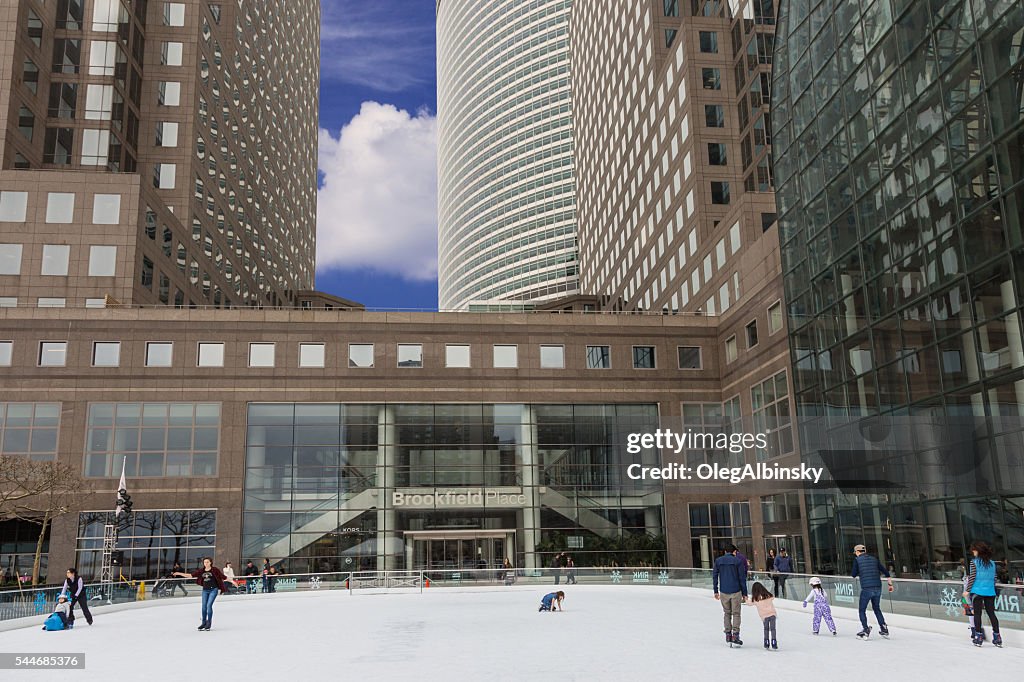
left=61, top=568, right=93, bottom=626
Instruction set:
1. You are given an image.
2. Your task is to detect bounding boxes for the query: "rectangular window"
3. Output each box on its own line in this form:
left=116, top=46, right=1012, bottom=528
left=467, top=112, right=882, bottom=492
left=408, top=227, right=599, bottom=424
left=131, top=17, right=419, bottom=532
left=708, top=143, right=727, bottom=165
left=397, top=343, right=423, bottom=368
left=678, top=346, right=702, bottom=369
left=161, top=42, right=184, bottom=66
left=701, top=68, right=721, bottom=89
left=41, top=245, right=71, bottom=276
left=37, top=298, right=66, bottom=308
left=92, top=341, right=120, bottom=367
left=46, top=193, right=75, bottom=223
left=81, top=129, right=110, bottom=165
left=84, top=403, right=220, bottom=477
left=493, top=344, right=518, bottom=368
left=0, top=298, right=17, bottom=307
left=665, top=29, right=678, bottom=48
left=711, top=181, right=731, bottom=204
left=85, top=298, right=106, bottom=308
left=349, top=344, right=374, bottom=368
left=163, top=2, right=186, bottom=26
left=39, top=341, right=67, bottom=367
left=725, top=336, right=738, bottom=363
left=88, top=245, right=117, bottom=276
left=704, top=104, right=725, bottom=127
left=84, top=83, right=113, bottom=119
left=92, top=194, right=121, bottom=224
left=586, top=345, right=611, bottom=369
left=92, top=0, right=121, bottom=31
left=156, top=121, right=179, bottom=147
left=23, top=58, right=39, bottom=93
left=249, top=343, right=275, bottom=368
left=663, top=0, right=679, bottom=16
left=158, top=81, right=181, bottom=106
left=154, top=163, right=176, bottom=189
left=197, top=342, right=225, bottom=367
left=746, top=320, right=759, bottom=348
left=768, top=301, right=784, bottom=334
left=146, top=342, right=173, bottom=367
left=0, top=192, right=28, bottom=222
left=0, top=244, right=23, bottom=275
left=445, top=344, right=471, bottom=368
left=540, top=345, right=565, bottom=369
left=298, top=343, right=325, bottom=368
left=88, top=40, right=117, bottom=75
left=0, top=402, right=61, bottom=460
left=44, top=127, right=74, bottom=164
left=18, top=107, right=34, bottom=141
left=633, top=346, right=656, bottom=369
left=699, top=31, right=719, bottom=53
left=0, top=341, right=12, bottom=366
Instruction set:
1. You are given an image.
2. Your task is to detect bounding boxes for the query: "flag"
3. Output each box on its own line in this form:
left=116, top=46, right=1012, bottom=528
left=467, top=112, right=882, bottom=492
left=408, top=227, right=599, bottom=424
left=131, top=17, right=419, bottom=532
left=115, top=457, right=127, bottom=516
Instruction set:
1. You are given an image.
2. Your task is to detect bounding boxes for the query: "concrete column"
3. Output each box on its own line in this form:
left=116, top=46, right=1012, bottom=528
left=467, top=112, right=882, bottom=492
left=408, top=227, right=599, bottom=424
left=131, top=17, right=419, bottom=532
left=376, top=405, right=396, bottom=570
left=519, top=404, right=539, bottom=570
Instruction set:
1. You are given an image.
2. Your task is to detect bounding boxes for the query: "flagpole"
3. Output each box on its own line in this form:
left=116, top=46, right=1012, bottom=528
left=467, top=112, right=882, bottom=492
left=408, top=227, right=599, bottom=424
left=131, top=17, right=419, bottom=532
left=100, top=456, right=127, bottom=604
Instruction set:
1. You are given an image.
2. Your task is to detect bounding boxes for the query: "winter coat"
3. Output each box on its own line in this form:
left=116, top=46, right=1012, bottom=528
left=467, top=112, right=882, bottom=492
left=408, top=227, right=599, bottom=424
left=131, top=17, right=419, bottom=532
left=966, top=557, right=997, bottom=597
left=713, top=553, right=748, bottom=596
left=753, top=596, right=777, bottom=619
left=773, top=555, right=794, bottom=573
left=851, top=553, right=890, bottom=590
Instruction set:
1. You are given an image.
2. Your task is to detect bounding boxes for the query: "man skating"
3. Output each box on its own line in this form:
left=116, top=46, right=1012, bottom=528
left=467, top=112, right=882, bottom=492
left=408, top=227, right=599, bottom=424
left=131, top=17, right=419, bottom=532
left=713, top=544, right=748, bottom=646
left=851, top=543, right=893, bottom=639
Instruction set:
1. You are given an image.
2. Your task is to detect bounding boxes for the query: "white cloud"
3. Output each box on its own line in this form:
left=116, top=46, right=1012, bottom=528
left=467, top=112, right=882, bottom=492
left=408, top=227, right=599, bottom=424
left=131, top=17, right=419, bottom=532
left=316, top=102, right=437, bottom=281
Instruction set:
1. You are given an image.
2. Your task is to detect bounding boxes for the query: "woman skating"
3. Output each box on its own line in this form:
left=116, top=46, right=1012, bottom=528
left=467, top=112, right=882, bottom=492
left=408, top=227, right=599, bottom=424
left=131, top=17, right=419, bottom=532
left=963, top=541, right=1002, bottom=647
left=173, top=557, right=229, bottom=631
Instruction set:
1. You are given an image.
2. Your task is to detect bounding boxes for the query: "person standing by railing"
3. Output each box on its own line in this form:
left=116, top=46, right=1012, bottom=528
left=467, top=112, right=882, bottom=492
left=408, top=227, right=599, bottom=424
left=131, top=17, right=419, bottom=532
left=766, top=548, right=778, bottom=596
left=61, top=568, right=93, bottom=627
left=963, top=541, right=1002, bottom=648
left=772, top=548, right=793, bottom=598
left=852, top=544, right=892, bottom=639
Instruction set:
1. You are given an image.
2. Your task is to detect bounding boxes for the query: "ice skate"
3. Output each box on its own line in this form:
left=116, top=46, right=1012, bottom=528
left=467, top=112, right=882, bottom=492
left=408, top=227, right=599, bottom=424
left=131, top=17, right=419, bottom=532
left=764, top=637, right=770, bottom=649
left=857, top=626, right=871, bottom=640
left=879, top=625, right=889, bottom=638
left=731, top=631, right=743, bottom=646
left=992, top=632, right=1002, bottom=648
left=771, top=639, right=777, bottom=650
left=972, top=629, right=985, bottom=647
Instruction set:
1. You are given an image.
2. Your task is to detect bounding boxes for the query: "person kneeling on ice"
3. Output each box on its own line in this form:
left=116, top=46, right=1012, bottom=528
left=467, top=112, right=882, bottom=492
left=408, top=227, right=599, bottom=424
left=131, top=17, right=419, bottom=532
left=173, top=556, right=229, bottom=631
left=539, top=591, right=565, bottom=612
left=42, top=595, right=71, bottom=631
left=802, top=577, right=837, bottom=636
left=748, top=582, right=778, bottom=650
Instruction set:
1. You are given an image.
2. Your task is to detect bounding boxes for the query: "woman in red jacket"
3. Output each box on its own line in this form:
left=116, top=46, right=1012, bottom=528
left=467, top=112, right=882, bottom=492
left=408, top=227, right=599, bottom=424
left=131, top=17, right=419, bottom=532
left=173, top=557, right=229, bottom=631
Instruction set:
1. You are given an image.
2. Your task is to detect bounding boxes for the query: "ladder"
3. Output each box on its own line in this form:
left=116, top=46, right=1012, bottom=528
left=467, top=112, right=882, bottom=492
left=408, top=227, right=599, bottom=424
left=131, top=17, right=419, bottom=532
left=99, top=524, right=116, bottom=603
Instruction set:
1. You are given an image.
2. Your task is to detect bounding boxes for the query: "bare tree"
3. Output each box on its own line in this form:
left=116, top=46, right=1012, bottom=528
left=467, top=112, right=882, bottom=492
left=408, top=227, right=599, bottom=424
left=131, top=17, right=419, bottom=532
left=0, top=455, right=94, bottom=585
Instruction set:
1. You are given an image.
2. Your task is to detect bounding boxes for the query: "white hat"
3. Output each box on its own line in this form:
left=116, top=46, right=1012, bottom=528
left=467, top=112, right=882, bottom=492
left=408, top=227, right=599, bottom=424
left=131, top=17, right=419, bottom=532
left=809, top=577, right=822, bottom=586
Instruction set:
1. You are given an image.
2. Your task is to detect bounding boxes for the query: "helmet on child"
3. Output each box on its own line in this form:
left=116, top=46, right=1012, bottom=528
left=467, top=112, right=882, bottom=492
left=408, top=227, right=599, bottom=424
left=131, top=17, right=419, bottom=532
left=809, top=577, right=822, bottom=586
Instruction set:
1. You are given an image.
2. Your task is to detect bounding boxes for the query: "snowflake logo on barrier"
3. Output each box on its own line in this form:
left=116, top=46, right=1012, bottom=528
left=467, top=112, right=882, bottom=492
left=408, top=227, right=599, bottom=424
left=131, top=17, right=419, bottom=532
left=658, top=571, right=669, bottom=585
left=309, top=576, right=322, bottom=591
left=34, top=591, right=47, bottom=614
left=940, top=587, right=961, bottom=617
left=611, top=570, right=622, bottom=584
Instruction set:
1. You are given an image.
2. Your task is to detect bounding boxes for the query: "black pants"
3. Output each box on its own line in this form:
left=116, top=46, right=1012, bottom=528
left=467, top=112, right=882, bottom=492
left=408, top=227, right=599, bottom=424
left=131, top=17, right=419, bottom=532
left=69, top=594, right=92, bottom=625
left=774, top=575, right=788, bottom=598
left=973, top=595, right=999, bottom=633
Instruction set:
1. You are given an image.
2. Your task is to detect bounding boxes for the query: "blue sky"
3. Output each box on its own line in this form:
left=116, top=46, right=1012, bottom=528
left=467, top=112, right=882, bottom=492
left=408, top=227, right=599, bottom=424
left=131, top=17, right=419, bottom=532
left=315, top=0, right=439, bottom=310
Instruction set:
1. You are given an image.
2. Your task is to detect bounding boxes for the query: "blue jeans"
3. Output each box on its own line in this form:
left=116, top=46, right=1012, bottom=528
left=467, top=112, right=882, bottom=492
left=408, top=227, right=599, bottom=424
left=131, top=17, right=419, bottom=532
left=858, top=588, right=886, bottom=629
left=201, top=588, right=219, bottom=625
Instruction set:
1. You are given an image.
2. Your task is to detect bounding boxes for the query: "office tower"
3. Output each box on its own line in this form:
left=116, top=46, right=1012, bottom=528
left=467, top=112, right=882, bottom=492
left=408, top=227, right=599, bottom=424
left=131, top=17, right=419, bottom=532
left=773, top=0, right=1024, bottom=575
left=0, top=0, right=318, bottom=309
left=570, top=2, right=805, bottom=566
left=437, top=0, right=578, bottom=311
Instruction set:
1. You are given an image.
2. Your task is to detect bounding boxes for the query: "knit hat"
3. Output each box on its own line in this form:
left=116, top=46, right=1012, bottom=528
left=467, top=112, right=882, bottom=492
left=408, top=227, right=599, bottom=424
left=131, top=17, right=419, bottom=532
left=809, top=577, right=822, bottom=586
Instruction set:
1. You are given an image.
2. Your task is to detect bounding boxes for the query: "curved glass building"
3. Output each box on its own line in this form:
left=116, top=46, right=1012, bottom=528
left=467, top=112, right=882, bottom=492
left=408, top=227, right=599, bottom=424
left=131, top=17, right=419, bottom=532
left=773, top=1, right=1024, bottom=576
left=436, top=0, right=578, bottom=311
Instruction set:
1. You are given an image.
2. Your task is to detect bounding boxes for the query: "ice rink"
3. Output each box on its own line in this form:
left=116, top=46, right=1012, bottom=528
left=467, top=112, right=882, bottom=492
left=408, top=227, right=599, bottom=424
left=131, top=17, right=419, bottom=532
left=2, top=585, right=1022, bottom=680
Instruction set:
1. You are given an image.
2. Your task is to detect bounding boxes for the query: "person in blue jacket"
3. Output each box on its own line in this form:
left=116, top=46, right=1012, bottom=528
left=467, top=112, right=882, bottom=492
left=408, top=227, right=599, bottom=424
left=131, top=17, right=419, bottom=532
left=962, top=540, right=1002, bottom=647
left=772, top=548, right=793, bottom=598
left=713, top=544, right=748, bottom=646
left=851, top=543, right=893, bottom=639
left=538, top=590, right=565, bottom=612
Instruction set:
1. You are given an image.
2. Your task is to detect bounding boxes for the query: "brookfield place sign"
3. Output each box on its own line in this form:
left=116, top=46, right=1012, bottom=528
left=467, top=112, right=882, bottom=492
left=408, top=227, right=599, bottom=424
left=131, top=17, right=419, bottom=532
left=391, top=488, right=527, bottom=509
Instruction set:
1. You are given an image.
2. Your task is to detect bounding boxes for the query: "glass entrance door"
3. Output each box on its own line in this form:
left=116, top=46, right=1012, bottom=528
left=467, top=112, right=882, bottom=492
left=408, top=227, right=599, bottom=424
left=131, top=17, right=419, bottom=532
left=412, top=536, right=506, bottom=571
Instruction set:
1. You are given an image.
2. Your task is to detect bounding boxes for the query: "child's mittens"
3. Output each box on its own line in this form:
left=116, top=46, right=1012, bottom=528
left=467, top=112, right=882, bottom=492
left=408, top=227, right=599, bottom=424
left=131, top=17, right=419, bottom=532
left=802, top=601, right=807, bottom=608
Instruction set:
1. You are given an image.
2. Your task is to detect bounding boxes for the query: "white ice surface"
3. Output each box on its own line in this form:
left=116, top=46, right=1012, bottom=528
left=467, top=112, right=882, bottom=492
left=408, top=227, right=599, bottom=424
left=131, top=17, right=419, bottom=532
left=2, top=585, right=1022, bottom=681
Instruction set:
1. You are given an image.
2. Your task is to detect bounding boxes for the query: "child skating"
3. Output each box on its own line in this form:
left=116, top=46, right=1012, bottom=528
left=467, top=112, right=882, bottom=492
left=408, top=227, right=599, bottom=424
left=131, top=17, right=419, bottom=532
left=802, top=577, right=837, bottom=635
left=749, top=582, right=778, bottom=650
left=539, top=590, right=565, bottom=612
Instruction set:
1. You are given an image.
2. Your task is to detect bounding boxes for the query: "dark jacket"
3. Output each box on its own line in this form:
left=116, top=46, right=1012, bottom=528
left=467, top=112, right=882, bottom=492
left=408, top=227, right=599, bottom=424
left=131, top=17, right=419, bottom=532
left=713, top=553, right=748, bottom=596
left=61, top=576, right=86, bottom=600
left=765, top=554, right=776, bottom=572
left=773, top=555, right=793, bottom=573
left=189, top=566, right=229, bottom=593
left=852, top=553, right=890, bottom=590
left=244, top=564, right=258, bottom=576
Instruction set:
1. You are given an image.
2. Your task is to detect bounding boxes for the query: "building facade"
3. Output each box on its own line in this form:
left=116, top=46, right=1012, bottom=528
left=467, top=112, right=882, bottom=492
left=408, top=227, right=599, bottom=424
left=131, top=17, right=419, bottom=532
left=773, top=0, right=1024, bottom=578
left=0, top=0, right=317, bottom=310
left=0, top=306, right=789, bottom=580
left=436, top=0, right=579, bottom=310
left=569, top=1, right=807, bottom=568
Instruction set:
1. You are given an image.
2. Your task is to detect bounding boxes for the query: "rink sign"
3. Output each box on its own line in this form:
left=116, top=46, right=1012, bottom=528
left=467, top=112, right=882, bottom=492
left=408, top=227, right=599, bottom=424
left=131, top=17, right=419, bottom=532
left=938, top=587, right=1020, bottom=622
left=833, top=582, right=855, bottom=603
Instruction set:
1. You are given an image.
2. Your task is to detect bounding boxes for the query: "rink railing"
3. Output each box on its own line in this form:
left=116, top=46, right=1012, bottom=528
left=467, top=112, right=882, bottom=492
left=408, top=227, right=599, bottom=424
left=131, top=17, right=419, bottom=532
left=1, top=568, right=1021, bottom=629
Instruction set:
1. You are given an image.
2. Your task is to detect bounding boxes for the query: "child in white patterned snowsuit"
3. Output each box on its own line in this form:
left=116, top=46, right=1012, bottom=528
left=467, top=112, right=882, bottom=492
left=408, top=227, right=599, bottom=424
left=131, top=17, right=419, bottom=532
left=802, top=577, right=837, bottom=635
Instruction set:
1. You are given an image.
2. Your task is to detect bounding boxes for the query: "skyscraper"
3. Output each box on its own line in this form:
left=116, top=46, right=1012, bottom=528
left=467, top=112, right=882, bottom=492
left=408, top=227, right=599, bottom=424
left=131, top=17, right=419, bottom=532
left=436, top=0, right=578, bottom=311
left=773, top=0, right=1024, bottom=575
left=0, top=0, right=318, bottom=309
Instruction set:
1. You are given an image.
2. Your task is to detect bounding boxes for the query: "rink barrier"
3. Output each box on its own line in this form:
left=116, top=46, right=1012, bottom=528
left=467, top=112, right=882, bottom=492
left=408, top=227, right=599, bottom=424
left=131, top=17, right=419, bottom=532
left=1, top=568, right=1021, bottom=629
